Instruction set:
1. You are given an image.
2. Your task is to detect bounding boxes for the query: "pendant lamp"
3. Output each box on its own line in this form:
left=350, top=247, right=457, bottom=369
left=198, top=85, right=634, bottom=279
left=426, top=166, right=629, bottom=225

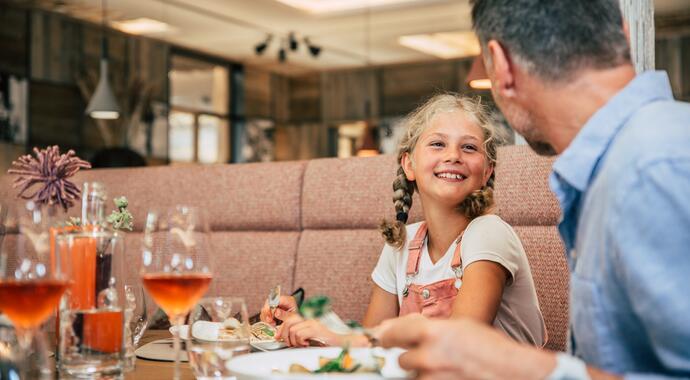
left=86, top=0, right=120, bottom=120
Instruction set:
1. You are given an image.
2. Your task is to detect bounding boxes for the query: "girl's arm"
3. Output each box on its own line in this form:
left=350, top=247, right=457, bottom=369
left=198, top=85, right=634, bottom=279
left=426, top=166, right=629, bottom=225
left=362, top=284, right=400, bottom=327
left=450, top=260, right=509, bottom=324
left=278, top=284, right=398, bottom=347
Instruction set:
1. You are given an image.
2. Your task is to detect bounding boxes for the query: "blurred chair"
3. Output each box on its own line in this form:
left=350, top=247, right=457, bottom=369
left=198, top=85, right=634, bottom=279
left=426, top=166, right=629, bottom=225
left=91, top=147, right=146, bottom=168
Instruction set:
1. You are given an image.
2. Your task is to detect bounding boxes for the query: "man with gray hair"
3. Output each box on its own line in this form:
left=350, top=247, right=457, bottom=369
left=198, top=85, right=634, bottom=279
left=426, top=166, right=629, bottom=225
left=379, top=0, right=690, bottom=379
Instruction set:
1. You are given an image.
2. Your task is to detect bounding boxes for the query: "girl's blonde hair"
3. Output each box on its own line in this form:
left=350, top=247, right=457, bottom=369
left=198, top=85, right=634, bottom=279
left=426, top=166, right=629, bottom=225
left=380, top=94, right=500, bottom=249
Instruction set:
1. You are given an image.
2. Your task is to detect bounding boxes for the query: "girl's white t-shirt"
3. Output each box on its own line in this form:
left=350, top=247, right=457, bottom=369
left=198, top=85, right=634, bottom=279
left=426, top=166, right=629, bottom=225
left=371, top=214, right=546, bottom=346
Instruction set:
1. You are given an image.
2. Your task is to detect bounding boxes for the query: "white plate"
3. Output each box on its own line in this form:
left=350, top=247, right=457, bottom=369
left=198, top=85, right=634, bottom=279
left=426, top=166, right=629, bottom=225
left=250, top=339, right=288, bottom=351
left=171, top=324, right=287, bottom=351
left=227, top=347, right=410, bottom=380
left=135, top=338, right=189, bottom=362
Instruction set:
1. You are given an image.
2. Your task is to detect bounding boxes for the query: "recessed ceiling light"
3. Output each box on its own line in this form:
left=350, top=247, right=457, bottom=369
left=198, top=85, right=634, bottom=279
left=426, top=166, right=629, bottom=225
left=275, top=0, right=426, bottom=14
left=111, top=18, right=175, bottom=35
left=398, top=31, right=481, bottom=59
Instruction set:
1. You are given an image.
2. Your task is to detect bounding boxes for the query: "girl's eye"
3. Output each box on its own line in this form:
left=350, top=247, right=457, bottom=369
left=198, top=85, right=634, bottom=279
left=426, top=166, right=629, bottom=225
left=462, top=144, right=478, bottom=152
left=429, top=141, right=445, bottom=148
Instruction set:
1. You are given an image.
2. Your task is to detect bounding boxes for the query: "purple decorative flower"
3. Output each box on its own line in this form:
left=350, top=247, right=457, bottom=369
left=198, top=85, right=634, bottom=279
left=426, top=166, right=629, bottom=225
left=7, top=146, right=91, bottom=211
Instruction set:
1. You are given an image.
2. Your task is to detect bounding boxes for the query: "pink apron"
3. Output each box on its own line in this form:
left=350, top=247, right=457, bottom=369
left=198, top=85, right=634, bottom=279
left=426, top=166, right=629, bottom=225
left=399, top=222, right=463, bottom=319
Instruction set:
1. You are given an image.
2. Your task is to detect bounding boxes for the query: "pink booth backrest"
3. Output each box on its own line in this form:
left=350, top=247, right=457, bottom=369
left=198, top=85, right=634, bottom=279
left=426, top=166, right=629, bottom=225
left=0, top=145, right=567, bottom=351
left=493, top=145, right=568, bottom=351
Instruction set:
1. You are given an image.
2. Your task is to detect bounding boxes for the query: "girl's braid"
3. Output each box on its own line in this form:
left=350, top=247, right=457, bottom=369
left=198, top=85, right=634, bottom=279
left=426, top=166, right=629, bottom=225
left=380, top=165, right=415, bottom=249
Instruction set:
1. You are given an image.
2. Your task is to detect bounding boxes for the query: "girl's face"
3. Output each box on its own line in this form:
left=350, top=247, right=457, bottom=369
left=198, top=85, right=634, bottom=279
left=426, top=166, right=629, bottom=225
left=402, top=111, right=493, bottom=208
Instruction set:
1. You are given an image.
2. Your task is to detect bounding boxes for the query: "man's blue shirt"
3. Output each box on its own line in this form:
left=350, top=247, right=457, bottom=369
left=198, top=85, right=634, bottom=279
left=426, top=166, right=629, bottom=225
left=550, top=71, right=690, bottom=379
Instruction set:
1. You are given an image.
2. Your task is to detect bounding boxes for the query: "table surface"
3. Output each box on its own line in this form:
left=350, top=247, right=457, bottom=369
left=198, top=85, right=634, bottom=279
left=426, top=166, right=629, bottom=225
left=126, top=330, right=195, bottom=380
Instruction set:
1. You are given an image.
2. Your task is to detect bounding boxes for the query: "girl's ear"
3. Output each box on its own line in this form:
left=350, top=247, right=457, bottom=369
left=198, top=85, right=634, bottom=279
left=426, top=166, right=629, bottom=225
left=483, top=164, right=494, bottom=186
left=401, top=152, right=416, bottom=181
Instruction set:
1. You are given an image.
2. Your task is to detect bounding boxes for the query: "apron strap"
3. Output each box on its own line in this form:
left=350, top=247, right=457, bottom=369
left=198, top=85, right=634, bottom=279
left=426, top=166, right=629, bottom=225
left=406, top=223, right=464, bottom=276
left=406, top=222, right=428, bottom=276
left=451, top=234, right=463, bottom=270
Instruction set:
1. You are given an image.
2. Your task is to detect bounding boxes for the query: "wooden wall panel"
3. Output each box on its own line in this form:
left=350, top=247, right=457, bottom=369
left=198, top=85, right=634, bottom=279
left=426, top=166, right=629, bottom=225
left=380, top=61, right=459, bottom=117
left=30, top=11, right=82, bottom=84
left=321, top=69, right=379, bottom=123
left=29, top=81, right=82, bottom=150
left=289, top=73, right=321, bottom=122
left=0, top=6, right=28, bottom=76
left=682, top=36, right=690, bottom=100
left=244, top=66, right=272, bottom=118
left=271, top=74, right=290, bottom=122
left=274, top=122, right=328, bottom=161
left=657, top=34, right=690, bottom=101
left=126, top=38, right=169, bottom=102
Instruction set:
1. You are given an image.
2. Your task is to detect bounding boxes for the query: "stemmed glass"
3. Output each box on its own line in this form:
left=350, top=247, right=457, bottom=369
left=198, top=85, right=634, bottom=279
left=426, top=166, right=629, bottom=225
left=187, top=297, right=251, bottom=379
left=0, top=201, right=70, bottom=378
left=124, top=284, right=149, bottom=371
left=141, top=206, right=213, bottom=380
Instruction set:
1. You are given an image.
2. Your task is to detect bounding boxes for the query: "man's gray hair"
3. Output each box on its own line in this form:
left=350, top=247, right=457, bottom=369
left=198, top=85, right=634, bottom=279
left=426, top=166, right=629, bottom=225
left=471, top=0, right=631, bottom=81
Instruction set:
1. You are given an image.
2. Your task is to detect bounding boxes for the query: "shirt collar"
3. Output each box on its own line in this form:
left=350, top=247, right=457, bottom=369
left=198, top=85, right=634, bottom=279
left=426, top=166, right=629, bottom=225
left=551, top=71, right=674, bottom=192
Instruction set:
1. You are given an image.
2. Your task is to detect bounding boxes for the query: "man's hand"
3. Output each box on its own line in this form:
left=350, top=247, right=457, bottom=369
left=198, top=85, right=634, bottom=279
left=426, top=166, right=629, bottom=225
left=259, top=295, right=298, bottom=325
left=379, top=314, right=556, bottom=380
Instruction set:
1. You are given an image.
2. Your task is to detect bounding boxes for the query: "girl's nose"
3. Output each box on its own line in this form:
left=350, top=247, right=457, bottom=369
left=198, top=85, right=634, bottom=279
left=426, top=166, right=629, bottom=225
left=443, top=148, right=463, bottom=163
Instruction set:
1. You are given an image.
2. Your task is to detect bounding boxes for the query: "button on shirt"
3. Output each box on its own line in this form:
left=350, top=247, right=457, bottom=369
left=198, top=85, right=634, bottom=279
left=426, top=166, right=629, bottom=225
left=550, top=71, right=690, bottom=379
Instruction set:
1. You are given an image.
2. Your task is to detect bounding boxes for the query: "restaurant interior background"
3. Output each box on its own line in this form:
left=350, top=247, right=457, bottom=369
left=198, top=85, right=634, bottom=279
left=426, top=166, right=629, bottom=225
left=1, top=0, right=689, bottom=172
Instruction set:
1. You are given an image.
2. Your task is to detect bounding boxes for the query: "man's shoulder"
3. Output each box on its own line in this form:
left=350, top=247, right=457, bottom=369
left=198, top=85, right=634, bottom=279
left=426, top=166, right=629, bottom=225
left=605, top=99, right=690, bottom=170
left=622, top=99, right=690, bottom=145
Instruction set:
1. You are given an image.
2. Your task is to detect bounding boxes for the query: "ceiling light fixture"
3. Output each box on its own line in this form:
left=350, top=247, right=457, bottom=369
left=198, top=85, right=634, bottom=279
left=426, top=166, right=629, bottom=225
left=278, top=46, right=287, bottom=63
left=466, top=56, right=492, bottom=90
left=253, top=33, right=321, bottom=62
left=255, top=34, right=272, bottom=55
left=274, top=0, right=428, bottom=15
left=111, top=17, right=174, bottom=35
left=304, top=37, right=321, bottom=57
left=289, top=32, right=299, bottom=51
left=86, top=0, right=120, bottom=120
left=398, top=31, right=481, bottom=59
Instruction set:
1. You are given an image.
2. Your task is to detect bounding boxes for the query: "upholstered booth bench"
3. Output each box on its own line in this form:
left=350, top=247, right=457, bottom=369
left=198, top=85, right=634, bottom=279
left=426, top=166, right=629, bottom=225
left=0, top=145, right=568, bottom=351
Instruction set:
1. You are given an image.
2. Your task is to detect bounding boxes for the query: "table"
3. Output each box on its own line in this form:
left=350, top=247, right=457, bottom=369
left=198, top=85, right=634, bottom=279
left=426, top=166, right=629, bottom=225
left=126, top=330, right=195, bottom=380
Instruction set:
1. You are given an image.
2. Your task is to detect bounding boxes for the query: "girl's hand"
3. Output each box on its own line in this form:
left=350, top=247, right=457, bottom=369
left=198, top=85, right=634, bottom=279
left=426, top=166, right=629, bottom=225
left=260, top=295, right=298, bottom=325
left=277, top=314, right=343, bottom=347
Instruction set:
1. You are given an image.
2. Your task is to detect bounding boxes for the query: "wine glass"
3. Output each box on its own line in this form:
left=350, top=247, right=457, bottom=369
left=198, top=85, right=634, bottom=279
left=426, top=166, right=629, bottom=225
left=187, top=297, right=251, bottom=379
left=141, top=206, right=213, bottom=380
left=124, top=284, right=149, bottom=371
left=0, top=201, right=70, bottom=379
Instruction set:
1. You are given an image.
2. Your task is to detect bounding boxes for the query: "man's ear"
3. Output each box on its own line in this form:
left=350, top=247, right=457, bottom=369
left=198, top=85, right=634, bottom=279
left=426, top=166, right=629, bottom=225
left=622, top=21, right=630, bottom=45
left=401, top=152, right=416, bottom=181
left=486, top=40, right=516, bottom=99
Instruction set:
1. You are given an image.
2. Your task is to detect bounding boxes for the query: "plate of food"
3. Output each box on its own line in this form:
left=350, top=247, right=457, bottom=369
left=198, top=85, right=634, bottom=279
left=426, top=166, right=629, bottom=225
left=226, top=346, right=409, bottom=379
left=250, top=322, right=287, bottom=351
left=169, top=321, right=287, bottom=351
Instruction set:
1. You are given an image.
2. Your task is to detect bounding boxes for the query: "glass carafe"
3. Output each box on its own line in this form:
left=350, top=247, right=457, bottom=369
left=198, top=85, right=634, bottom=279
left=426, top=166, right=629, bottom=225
left=56, top=182, right=126, bottom=377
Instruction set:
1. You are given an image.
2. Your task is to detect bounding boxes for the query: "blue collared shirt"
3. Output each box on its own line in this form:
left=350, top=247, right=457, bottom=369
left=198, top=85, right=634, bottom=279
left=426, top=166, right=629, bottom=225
left=550, top=71, right=690, bottom=379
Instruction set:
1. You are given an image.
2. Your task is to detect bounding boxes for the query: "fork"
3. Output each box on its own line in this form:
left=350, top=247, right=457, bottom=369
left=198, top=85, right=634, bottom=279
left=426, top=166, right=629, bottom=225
left=268, top=285, right=281, bottom=320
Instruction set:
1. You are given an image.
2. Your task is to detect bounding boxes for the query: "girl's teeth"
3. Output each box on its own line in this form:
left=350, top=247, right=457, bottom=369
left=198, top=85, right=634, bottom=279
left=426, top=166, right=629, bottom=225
left=437, top=173, right=464, bottom=180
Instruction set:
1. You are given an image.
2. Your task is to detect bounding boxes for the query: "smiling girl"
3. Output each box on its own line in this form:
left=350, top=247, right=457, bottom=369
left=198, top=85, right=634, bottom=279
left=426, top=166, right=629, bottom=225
left=265, top=94, right=546, bottom=347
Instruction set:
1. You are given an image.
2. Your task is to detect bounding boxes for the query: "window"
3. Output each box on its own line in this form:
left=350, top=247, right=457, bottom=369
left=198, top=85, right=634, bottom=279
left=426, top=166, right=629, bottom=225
left=168, top=54, right=230, bottom=164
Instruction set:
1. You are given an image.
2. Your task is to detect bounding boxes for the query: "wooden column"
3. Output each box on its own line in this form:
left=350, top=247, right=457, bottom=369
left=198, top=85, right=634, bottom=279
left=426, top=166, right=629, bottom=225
left=620, top=0, right=655, bottom=73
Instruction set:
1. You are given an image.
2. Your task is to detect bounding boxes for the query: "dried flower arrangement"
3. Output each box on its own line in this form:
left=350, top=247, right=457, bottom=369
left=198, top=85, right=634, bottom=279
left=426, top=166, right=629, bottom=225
left=7, top=146, right=91, bottom=211
left=7, top=145, right=134, bottom=231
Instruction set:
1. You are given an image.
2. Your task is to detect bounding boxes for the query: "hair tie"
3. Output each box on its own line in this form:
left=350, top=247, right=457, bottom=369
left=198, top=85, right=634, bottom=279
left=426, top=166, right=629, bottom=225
left=396, top=212, right=408, bottom=223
